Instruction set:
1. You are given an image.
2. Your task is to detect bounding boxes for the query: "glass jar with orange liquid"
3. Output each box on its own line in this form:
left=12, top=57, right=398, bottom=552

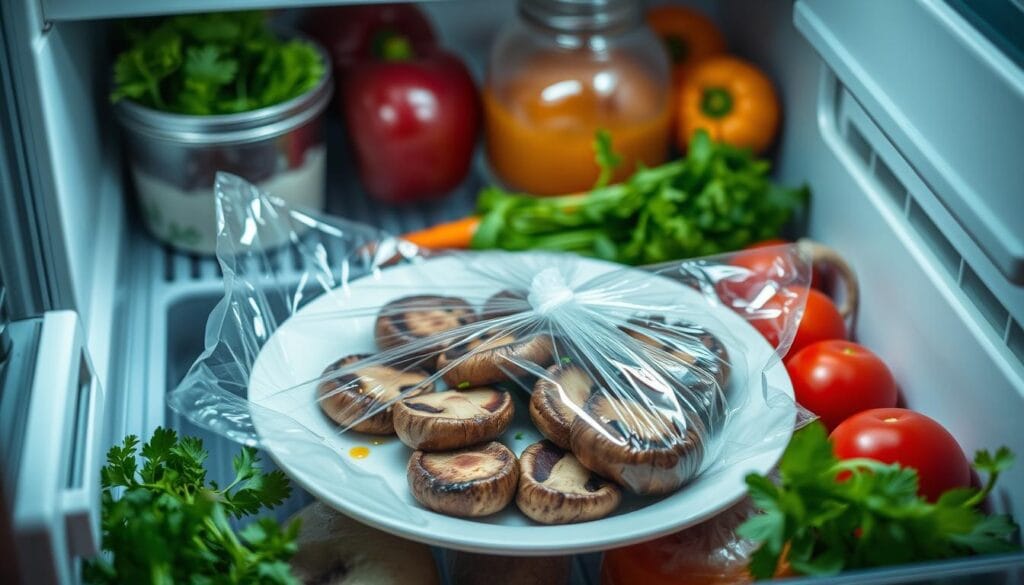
left=484, top=0, right=672, bottom=195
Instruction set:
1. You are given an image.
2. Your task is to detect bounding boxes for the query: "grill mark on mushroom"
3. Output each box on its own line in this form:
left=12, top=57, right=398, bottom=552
left=317, top=354, right=433, bottom=435
left=516, top=440, right=622, bottom=524
left=625, top=317, right=731, bottom=389
left=437, top=331, right=553, bottom=387
left=407, top=442, right=519, bottom=517
left=393, top=389, right=514, bottom=451
left=374, top=295, right=477, bottom=364
left=570, top=394, right=705, bottom=495
left=529, top=364, right=593, bottom=450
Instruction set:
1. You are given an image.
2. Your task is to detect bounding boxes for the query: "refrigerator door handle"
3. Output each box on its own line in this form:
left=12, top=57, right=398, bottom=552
left=13, top=310, right=104, bottom=584
left=60, top=344, right=104, bottom=558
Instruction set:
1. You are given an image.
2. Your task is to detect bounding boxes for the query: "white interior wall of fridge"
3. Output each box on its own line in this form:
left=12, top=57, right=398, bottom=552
left=6, top=0, right=1024, bottom=581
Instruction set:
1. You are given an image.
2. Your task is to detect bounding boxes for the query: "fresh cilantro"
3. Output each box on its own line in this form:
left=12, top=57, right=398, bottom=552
left=472, top=129, right=807, bottom=264
left=83, top=427, right=299, bottom=585
left=111, top=12, right=323, bottom=115
left=738, top=422, right=1020, bottom=579
left=515, top=432, right=524, bottom=440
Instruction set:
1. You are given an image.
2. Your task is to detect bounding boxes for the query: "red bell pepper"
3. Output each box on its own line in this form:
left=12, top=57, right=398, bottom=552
left=343, top=35, right=480, bottom=203
left=303, top=3, right=436, bottom=75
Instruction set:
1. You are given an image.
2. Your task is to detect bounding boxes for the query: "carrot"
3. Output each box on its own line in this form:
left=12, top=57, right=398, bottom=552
left=402, top=216, right=481, bottom=249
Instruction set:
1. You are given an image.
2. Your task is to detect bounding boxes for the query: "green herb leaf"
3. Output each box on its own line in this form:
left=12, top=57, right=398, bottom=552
left=593, top=129, right=623, bottom=189
left=473, top=129, right=807, bottom=264
left=112, top=12, right=323, bottom=115
left=741, top=422, right=1020, bottom=579
left=84, top=427, right=298, bottom=584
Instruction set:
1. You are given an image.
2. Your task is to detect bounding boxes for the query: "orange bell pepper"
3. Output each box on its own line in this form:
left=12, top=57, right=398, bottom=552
left=647, top=6, right=727, bottom=84
left=678, top=56, right=780, bottom=154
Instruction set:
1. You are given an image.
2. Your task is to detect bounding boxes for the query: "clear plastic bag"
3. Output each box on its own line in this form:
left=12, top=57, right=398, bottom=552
left=169, top=173, right=813, bottom=535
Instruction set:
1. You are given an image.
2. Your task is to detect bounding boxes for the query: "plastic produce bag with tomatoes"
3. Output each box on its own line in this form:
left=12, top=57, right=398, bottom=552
left=168, top=174, right=818, bottom=528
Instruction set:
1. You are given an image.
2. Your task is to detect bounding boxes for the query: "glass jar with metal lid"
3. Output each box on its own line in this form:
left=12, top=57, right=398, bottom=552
left=484, top=0, right=671, bottom=195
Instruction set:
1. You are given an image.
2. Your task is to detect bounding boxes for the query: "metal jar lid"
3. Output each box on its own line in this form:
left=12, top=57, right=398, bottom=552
left=113, top=34, right=333, bottom=146
left=519, top=0, right=641, bottom=34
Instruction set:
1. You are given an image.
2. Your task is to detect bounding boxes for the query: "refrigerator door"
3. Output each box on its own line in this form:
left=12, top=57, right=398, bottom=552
left=1, top=310, right=104, bottom=585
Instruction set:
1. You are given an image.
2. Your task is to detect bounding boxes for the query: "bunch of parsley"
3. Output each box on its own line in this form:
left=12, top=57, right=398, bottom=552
left=739, top=423, right=1019, bottom=578
left=471, top=129, right=808, bottom=265
left=83, top=428, right=299, bottom=585
left=111, top=12, right=324, bottom=115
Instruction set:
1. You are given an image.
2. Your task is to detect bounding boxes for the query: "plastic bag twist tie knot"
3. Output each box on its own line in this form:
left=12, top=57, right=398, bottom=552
left=528, top=268, right=576, bottom=315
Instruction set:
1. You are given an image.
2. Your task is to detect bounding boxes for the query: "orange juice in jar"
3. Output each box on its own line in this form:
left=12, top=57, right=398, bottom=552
left=485, top=0, right=672, bottom=195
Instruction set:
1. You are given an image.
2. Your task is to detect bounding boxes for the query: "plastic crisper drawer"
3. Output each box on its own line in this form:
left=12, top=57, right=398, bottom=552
left=794, top=0, right=1024, bottom=284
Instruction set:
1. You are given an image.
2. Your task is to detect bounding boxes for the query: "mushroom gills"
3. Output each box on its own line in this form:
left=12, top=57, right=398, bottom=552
left=407, top=441, right=519, bottom=517
left=437, top=331, right=553, bottom=387
left=317, top=354, right=433, bottom=435
left=517, top=440, right=622, bottom=525
left=393, top=388, right=513, bottom=451
left=529, top=364, right=594, bottom=450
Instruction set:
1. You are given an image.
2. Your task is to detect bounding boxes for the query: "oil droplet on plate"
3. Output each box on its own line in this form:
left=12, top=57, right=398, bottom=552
left=349, top=446, right=370, bottom=459
left=370, top=439, right=387, bottom=446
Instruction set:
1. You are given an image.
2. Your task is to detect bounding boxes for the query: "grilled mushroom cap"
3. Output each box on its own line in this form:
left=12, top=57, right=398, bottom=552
left=374, top=295, right=477, bottom=358
left=436, top=332, right=553, bottom=388
left=392, top=389, right=514, bottom=451
left=516, top=440, right=622, bottom=524
left=317, top=354, right=434, bottom=435
left=407, top=441, right=519, bottom=517
left=570, top=394, right=705, bottom=495
left=480, top=289, right=530, bottom=320
left=529, top=364, right=593, bottom=450
left=625, top=317, right=731, bottom=388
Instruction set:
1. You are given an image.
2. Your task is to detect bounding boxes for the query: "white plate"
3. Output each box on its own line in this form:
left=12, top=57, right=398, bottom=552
left=248, top=253, right=794, bottom=555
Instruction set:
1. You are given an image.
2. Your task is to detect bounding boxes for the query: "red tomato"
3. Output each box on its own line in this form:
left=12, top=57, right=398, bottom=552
left=344, top=49, right=480, bottom=202
left=786, top=340, right=897, bottom=431
left=745, top=238, right=790, bottom=249
left=741, top=288, right=845, bottom=357
left=830, top=408, right=971, bottom=501
left=788, top=289, right=845, bottom=356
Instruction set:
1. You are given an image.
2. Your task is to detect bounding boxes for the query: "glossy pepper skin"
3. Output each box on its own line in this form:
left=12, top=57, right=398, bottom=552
left=304, top=3, right=436, bottom=75
left=678, top=56, right=780, bottom=154
left=344, top=44, right=480, bottom=203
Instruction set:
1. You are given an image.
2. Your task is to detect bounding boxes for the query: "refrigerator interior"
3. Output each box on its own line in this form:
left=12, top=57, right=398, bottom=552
left=2, top=0, right=1023, bottom=582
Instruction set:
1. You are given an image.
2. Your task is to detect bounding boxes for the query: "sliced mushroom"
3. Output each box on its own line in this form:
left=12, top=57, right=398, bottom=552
left=407, top=441, right=519, bottom=517
left=392, top=388, right=514, bottom=451
left=529, top=364, right=593, bottom=450
left=374, top=295, right=477, bottom=360
left=481, top=289, right=530, bottom=320
left=516, top=440, right=622, bottom=524
left=318, top=354, right=434, bottom=435
left=570, top=394, right=705, bottom=495
left=436, top=331, right=553, bottom=388
left=625, top=317, right=731, bottom=388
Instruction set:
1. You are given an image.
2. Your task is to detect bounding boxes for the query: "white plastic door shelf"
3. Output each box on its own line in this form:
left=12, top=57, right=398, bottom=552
left=12, top=311, right=104, bottom=585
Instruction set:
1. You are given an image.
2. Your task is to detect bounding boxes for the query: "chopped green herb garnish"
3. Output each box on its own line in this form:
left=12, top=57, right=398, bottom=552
left=457, top=381, right=471, bottom=389
left=560, top=356, right=573, bottom=364
left=515, top=432, right=524, bottom=440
